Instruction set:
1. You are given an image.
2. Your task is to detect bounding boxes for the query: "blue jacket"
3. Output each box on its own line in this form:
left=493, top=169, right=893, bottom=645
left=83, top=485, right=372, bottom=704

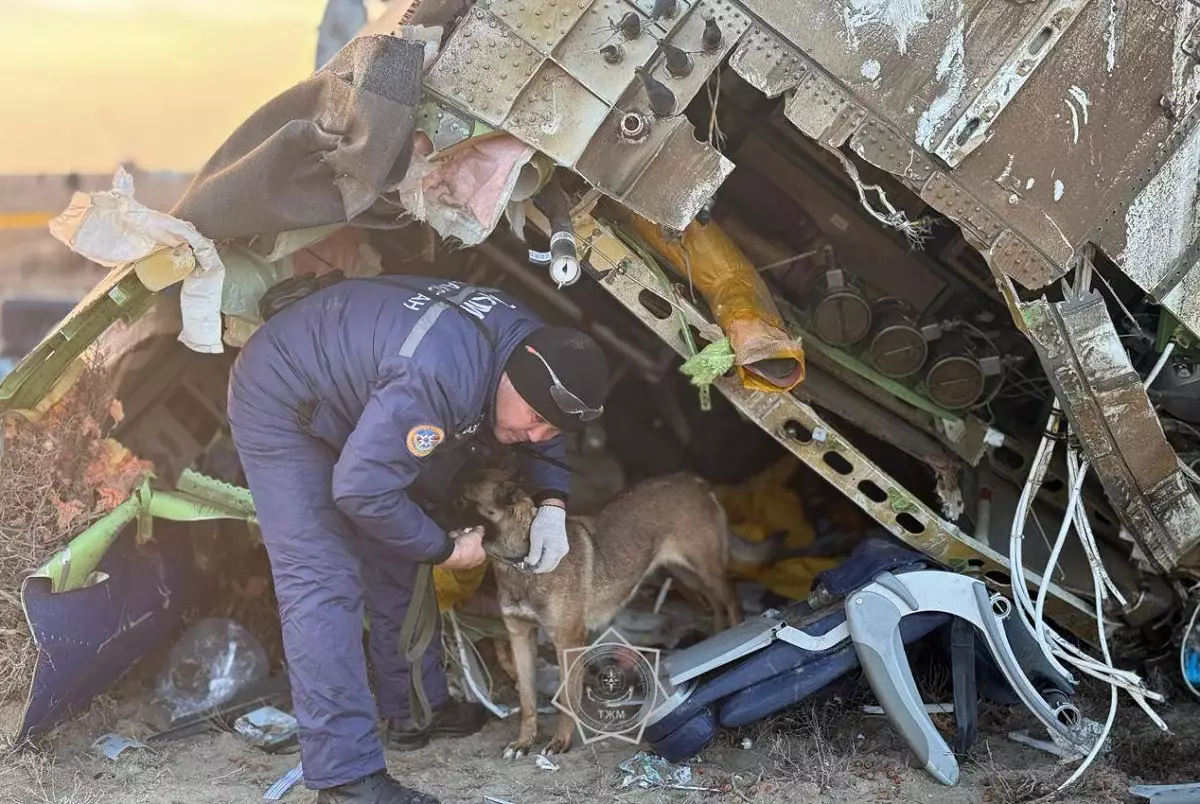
left=230, top=274, right=571, bottom=564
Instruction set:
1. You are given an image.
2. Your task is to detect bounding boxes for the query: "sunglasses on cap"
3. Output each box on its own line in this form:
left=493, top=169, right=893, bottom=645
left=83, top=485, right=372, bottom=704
left=525, top=345, right=604, bottom=422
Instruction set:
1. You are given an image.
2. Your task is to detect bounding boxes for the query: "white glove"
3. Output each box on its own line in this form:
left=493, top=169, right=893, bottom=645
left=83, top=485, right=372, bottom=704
left=524, top=505, right=568, bottom=573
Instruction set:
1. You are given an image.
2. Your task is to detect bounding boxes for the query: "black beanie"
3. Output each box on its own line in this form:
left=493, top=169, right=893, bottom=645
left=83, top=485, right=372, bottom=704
left=505, top=326, right=609, bottom=432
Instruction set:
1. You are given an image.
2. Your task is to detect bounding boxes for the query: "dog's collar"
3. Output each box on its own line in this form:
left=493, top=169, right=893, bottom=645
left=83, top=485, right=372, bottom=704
left=487, top=548, right=532, bottom=573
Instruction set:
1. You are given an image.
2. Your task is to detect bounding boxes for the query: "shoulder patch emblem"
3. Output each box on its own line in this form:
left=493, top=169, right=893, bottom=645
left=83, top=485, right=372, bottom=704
left=406, top=424, right=444, bottom=457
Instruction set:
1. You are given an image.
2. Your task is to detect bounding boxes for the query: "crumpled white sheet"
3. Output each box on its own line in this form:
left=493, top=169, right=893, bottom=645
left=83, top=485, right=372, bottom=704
left=48, top=166, right=227, bottom=354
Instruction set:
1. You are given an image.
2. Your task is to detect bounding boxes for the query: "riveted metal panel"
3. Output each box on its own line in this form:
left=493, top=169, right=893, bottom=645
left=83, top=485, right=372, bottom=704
left=737, top=0, right=1048, bottom=150
left=948, top=1, right=1193, bottom=287
left=728, top=24, right=809, bottom=98
left=490, top=0, right=593, bottom=54
left=423, top=8, right=545, bottom=126
left=503, top=62, right=612, bottom=166
left=850, top=117, right=936, bottom=187
left=783, top=69, right=867, bottom=147
left=553, top=0, right=661, bottom=105
left=932, top=0, right=1096, bottom=167
left=988, top=230, right=1069, bottom=291
left=647, top=0, right=752, bottom=112
left=919, top=173, right=1005, bottom=248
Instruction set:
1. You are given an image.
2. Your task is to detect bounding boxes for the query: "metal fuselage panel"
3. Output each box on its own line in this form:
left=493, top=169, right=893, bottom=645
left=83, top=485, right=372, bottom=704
left=421, top=0, right=1200, bottom=582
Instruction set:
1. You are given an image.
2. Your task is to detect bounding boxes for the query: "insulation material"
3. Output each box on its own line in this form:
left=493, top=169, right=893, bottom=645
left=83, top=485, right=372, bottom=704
left=47, top=167, right=225, bottom=354
left=395, top=132, right=536, bottom=246
left=218, top=225, right=384, bottom=347
left=714, top=458, right=839, bottom=600
left=629, top=215, right=806, bottom=393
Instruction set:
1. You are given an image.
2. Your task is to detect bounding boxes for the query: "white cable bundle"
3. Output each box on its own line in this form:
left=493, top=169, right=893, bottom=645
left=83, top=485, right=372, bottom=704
left=1005, top=343, right=1179, bottom=793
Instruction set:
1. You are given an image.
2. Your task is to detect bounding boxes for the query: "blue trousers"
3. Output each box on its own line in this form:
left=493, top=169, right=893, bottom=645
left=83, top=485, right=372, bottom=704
left=227, top=385, right=450, bottom=789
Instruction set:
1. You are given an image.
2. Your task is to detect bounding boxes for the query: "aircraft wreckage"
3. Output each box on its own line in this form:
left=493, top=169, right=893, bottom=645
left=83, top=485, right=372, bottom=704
left=4, top=0, right=1200, bottom=794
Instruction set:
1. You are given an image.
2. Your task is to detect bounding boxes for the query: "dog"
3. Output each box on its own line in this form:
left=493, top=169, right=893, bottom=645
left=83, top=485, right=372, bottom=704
left=459, top=468, right=743, bottom=758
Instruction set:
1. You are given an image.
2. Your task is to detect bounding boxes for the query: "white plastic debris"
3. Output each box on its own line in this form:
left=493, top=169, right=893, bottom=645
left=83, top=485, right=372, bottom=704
left=92, top=733, right=148, bottom=761
left=535, top=755, right=560, bottom=772
left=264, top=762, right=304, bottom=801
left=863, top=703, right=954, bottom=716
left=740, top=737, right=753, bottom=750
left=617, top=751, right=699, bottom=790
left=48, top=166, right=226, bottom=354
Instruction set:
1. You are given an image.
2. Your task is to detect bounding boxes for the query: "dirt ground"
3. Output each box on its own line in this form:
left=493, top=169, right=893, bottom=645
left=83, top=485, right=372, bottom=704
left=2, top=661, right=1196, bottom=804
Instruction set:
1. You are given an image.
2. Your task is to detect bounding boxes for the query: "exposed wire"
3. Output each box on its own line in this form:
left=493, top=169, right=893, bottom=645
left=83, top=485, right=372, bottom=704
left=706, top=71, right=727, bottom=151
left=828, top=148, right=932, bottom=247
left=754, top=250, right=821, bottom=273
left=1143, top=341, right=1176, bottom=387
left=1010, top=340, right=1183, bottom=795
left=1087, top=262, right=1142, bottom=333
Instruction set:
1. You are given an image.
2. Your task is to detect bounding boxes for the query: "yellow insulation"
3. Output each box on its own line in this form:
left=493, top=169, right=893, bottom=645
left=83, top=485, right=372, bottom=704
left=630, top=215, right=806, bottom=393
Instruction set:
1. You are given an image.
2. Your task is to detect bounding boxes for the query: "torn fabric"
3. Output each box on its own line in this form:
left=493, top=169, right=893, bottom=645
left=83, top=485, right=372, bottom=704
left=169, top=34, right=427, bottom=240
left=394, top=132, right=536, bottom=246
left=47, top=167, right=226, bottom=354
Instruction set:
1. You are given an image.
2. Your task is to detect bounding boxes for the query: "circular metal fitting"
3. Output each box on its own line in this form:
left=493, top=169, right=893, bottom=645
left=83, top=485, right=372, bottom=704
left=618, top=111, right=650, bottom=143
left=925, top=335, right=985, bottom=410
left=811, top=282, right=871, bottom=347
left=866, top=297, right=928, bottom=379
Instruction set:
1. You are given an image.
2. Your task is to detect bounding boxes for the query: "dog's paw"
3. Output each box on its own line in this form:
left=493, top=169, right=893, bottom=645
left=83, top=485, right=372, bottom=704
left=541, top=736, right=573, bottom=756
left=503, top=739, right=535, bottom=760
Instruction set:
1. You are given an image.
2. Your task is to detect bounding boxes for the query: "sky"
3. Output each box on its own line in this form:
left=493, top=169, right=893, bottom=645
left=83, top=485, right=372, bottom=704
left=0, top=0, right=338, bottom=175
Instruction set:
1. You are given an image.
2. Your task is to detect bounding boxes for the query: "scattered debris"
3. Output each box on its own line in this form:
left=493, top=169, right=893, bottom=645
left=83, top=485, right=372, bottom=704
left=740, top=737, right=753, bottom=750
left=864, top=703, right=954, bottom=716
left=234, top=706, right=299, bottom=753
left=154, top=617, right=271, bottom=724
left=0, top=350, right=140, bottom=703
left=146, top=675, right=291, bottom=743
left=1008, top=719, right=1106, bottom=763
left=1129, top=783, right=1200, bottom=802
left=534, top=755, right=560, bottom=772
left=617, top=751, right=708, bottom=791
left=91, top=733, right=149, bottom=761
left=264, top=762, right=304, bottom=801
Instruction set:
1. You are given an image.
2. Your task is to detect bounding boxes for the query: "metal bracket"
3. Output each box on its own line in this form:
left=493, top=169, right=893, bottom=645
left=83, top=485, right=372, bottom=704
left=577, top=214, right=1104, bottom=646
left=1020, top=290, right=1200, bottom=572
left=988, top=229, right=1070, bottom=291
left=932, top=0, right=1094, bottom=167
left=919, top=173, right=1005, bottom=250
left=850, top=118, right=936, bottom=188
left=784, top=68, right=868, bottom=149
left=727, top=23, right=808, bottom=99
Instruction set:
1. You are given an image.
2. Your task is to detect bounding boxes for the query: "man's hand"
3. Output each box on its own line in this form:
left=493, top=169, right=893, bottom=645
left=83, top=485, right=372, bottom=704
left=438, top=526, right=486, bottom=571
left=525, top=502, right=568, bottom=573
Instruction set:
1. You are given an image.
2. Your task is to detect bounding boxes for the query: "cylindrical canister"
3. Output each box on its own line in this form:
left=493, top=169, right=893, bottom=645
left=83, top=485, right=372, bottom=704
left=925, top=332, right=985, bottom=410
left=810, top=269, right=871, bottom=347
left=866, top=298, right=928, bottom=379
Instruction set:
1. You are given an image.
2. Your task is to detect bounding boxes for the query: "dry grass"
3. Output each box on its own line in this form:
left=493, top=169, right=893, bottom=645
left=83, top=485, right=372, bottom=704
left=0, top=349, right=136, bottom=704
left=972, top=742, right=1129, bottom=804
left=734, top=702, right=861, bottom=793
left=0, top=743, right=103, bottom=804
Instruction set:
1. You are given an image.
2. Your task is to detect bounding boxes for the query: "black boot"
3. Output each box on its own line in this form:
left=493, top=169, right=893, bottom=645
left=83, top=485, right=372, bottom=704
left=385, top=700, right=488, bottom=750
left=315, top=770, right=440, bottom=804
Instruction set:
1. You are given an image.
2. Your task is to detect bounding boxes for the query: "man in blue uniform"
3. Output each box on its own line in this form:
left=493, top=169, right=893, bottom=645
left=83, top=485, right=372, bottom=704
left=226, top=274, right=609, bottom=804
